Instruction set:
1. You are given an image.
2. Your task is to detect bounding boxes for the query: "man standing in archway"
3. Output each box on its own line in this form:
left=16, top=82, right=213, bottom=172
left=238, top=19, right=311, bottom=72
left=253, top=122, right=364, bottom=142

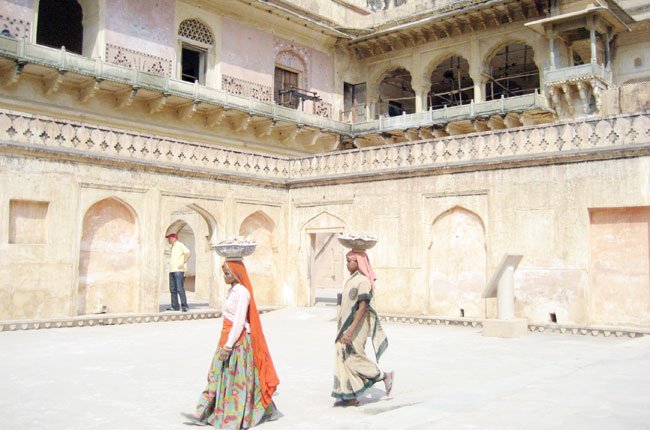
left=165, top=233, right=191, bottom=312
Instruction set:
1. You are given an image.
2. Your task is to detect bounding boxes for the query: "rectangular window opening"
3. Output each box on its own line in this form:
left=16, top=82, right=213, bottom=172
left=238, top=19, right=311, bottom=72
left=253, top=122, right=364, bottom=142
left=181, top=45, right=206, bottom=84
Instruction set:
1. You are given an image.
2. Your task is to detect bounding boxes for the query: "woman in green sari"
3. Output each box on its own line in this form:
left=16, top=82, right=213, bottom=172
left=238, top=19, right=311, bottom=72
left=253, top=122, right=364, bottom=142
left=331, top=249, right=394, bottom=406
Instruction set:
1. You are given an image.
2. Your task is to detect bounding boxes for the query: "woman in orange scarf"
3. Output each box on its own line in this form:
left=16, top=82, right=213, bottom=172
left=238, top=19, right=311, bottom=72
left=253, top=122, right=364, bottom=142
left=184, top=260, right=279, bottom=429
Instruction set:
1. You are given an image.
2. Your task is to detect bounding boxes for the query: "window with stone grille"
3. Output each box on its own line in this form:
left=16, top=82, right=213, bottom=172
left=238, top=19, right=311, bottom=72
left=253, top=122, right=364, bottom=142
left=178, top=19, right=215, bottom=45
left=178, top=19, right=214, bottom=85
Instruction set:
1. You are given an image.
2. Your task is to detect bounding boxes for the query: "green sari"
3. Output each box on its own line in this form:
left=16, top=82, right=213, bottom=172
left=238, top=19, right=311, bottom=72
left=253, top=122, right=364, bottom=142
left=331, top=271, right=388, bottom=400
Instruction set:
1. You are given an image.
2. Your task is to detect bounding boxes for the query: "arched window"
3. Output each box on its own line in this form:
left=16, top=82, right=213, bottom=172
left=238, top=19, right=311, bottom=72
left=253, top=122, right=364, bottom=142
left=274, top=50, right=307, bottom=109
left=378, top=67, right=415, bottom=117
left=178, top=19, right=214, bottom=84
left=427, top=56, right=474, bottom=110
left=36, top=0, right=83, bottom=55
left=486, top=43, right=539, bottom=101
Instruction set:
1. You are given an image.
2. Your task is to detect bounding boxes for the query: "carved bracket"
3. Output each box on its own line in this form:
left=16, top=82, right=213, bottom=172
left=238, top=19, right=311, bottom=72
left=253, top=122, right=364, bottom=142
left=43, top=70, right=66, bottom=96
left=115, top=86, right=139, bottom=108
left=79, top=79, right=102, bottom=104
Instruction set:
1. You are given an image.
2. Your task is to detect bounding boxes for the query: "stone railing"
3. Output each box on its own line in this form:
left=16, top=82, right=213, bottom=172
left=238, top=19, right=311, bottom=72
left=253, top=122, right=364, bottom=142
left=222, top=74, right=273, bottom=103
left=0, top=36, right=345, bottom=133
left=544, top=62, right=613, bottom=86
left=290, top=112, right=650, bottom=181
left=0, top=109, right=292, bottom=184
left=351, top=92, right=548, bottom=134
left=1, top=109, right=648, bottom=186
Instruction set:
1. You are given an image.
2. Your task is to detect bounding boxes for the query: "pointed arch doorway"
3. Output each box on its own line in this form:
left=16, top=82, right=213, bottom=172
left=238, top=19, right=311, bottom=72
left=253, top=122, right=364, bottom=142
left=300, top=212, right=348, bottom=306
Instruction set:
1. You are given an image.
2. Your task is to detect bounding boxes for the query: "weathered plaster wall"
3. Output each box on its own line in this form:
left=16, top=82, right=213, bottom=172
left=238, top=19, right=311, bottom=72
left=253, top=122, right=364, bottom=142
left=104, top=0, right=175, bottom=74
left=287, top=156, right=650, bottom=325
left=220, top=17, right=274, bottom=87
left=219, top=19, right=335, bottom=111
left=0, top=155, right=289, bottom=320
left=589, top=206, right=650, bottom=326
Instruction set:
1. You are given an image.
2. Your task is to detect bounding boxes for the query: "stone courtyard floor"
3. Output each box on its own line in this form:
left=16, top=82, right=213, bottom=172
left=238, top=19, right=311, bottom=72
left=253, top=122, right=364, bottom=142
left=1, top=306, right=649, bottom=430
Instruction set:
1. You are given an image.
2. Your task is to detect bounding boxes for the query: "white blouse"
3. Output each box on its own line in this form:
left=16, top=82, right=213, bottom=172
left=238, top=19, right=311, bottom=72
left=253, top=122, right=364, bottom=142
left=223, top=283, right=251, bottom=348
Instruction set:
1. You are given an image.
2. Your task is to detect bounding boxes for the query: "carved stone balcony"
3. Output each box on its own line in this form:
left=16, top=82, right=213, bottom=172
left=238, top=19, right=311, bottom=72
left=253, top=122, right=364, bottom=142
left=544, top=63, right=613, bottom=116
left=1, top=36, right=553, bottom=151
left=352, top=92, right=549, bottom=134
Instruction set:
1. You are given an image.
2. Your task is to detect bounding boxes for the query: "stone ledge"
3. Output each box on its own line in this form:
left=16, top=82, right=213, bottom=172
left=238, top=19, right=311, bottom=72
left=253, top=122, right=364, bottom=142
left=378, top=313, right=648, bottom=338
left=0, top=307, right=279, bottom=332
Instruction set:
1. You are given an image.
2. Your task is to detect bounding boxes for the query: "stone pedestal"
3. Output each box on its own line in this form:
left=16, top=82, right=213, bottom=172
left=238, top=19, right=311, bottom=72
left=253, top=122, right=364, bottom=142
left=482, top=318, right=528, bottom=338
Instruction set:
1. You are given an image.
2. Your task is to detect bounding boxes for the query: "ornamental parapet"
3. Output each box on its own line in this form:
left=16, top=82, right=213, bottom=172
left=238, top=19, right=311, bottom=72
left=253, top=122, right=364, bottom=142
left=0, top=109, right=648, bottom=186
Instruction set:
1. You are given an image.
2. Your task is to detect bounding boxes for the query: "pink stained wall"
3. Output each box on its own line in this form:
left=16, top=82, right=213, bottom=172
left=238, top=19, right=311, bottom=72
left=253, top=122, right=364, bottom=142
left=104, top=0, right=175, bottom=61
left=220, top=18, right=335, bottom=104
left=220, top=17, right=274, bottom=86
left=0, top=0, right=33, bottom=39
left=589, top=207, right=650, bottom=326
left=78, top=198, right=139, bottom=315
left=310, top=48, right=334, bottom=102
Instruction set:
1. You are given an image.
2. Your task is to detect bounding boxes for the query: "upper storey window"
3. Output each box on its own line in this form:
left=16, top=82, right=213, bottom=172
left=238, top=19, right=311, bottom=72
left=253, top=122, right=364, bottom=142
left=178, top=19, right=214, bottom=84
left=274, top=67, right=300, bottom=109
left=36, top=0, right=83, bottom=55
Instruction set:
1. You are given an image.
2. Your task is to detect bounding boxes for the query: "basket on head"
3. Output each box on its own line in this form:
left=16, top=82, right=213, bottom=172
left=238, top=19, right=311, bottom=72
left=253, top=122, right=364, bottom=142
left=213, top=237, right=257, bottom=261
left=337, top=232, right=378, bottom=251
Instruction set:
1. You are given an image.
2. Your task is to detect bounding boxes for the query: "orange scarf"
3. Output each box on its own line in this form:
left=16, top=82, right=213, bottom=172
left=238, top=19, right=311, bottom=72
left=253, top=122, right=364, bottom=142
left=223, top=260, right=279, bottom=407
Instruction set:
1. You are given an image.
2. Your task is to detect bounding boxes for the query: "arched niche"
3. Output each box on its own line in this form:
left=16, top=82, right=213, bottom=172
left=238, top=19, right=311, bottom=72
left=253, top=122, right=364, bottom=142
left=239, top=211, right=279, bottom=306
left=160, top=202, right=217, bottom=311
left=485, top=42, right=539, bottom=101
left=164, top=220, right=197, bottom=292
left=78, top=197, right=139, bottom=315
left=428, top=206, right=486, bottom=318
left=427, top=56, right=474, bottom=110
left=378, top=67, right=416, bottom=116
left=299, top=212, right=348, bottom=306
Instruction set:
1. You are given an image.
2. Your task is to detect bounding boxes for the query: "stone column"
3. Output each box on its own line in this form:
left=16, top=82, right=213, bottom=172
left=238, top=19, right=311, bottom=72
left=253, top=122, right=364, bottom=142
left=548, top=30, right=558, bottom=70
left=589, top=18, right=598, bottom=63
left=366, top=87, right=380, bottom=119
left=469, top=65, right=485, bottom=103
left=414, top=84, right=429, bottom=113
left=469, top=38, right=484, bottom=103
left=605, top=27, right=612, bottom=69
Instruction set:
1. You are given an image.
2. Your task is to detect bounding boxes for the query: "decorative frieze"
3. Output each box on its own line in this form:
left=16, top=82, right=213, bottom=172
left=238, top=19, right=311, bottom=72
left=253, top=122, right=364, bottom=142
left=221, top=75, right=273, bottom=103
left=105, top=43, right=172, bottom=77
left=293, top=114, right=650, bottom=180
left=315, top=100, right=332, bottom=118
left=0, top=109, right=291, bottom=183
left=0, top=14, right=31, bottom=39
left=0, top=109, right=648, bottom=185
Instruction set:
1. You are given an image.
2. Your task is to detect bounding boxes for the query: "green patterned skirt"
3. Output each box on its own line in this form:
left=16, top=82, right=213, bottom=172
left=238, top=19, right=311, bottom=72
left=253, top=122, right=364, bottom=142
left=196, top=334, right=277, bottom=429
